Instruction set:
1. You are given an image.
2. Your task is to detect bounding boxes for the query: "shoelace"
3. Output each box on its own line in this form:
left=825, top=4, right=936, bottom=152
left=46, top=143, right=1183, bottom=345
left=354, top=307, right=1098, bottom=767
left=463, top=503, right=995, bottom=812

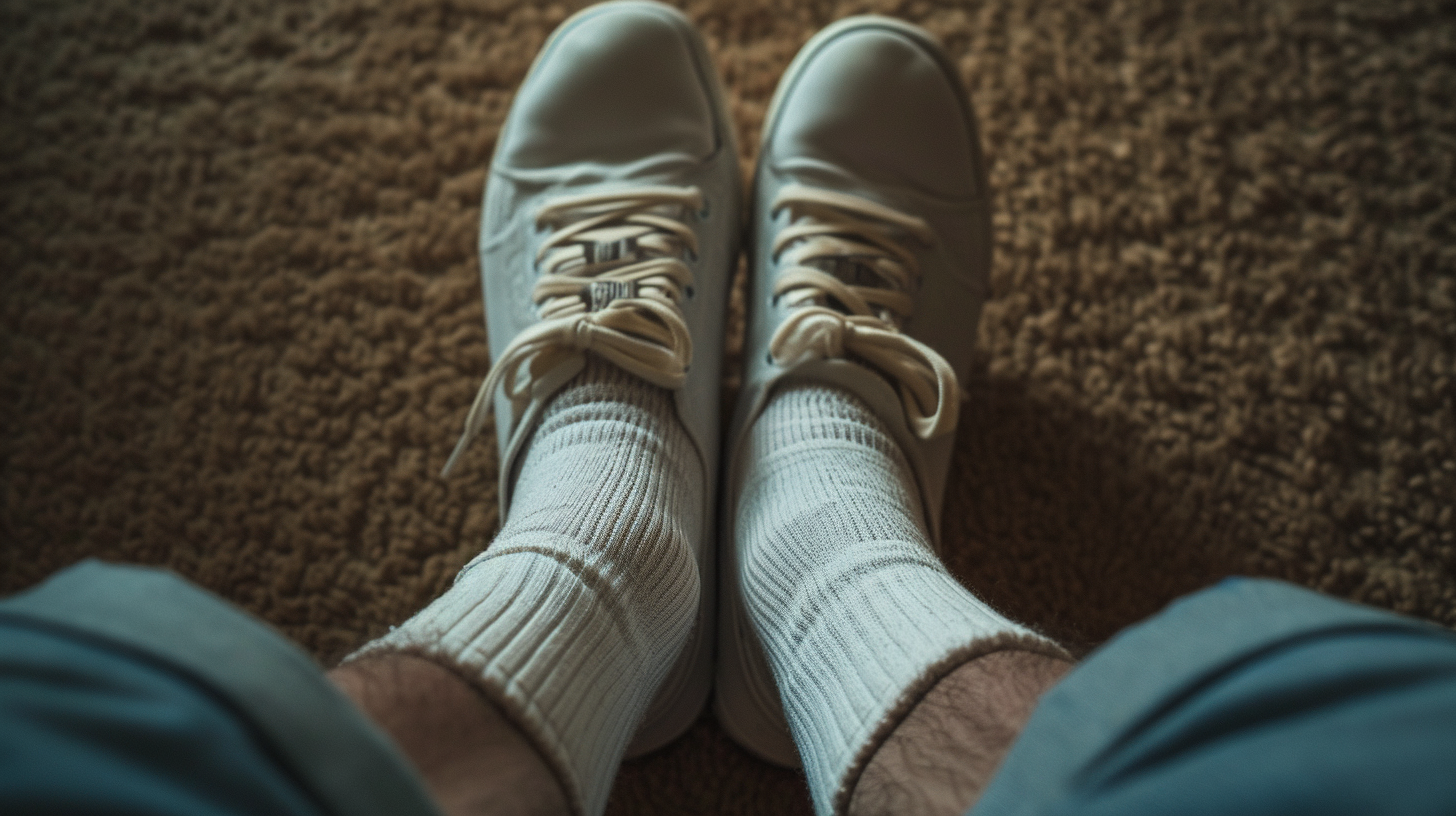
left=768, top=184, right=959, bottom=439
left=441, top=185, right=702, bottom=476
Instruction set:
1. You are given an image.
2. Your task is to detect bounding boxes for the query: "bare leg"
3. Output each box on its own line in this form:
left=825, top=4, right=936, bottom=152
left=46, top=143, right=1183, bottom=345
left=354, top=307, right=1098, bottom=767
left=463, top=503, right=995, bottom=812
left=329, top=655, right=569, bottom=816
left=850, top=651, right=1073, bottom=816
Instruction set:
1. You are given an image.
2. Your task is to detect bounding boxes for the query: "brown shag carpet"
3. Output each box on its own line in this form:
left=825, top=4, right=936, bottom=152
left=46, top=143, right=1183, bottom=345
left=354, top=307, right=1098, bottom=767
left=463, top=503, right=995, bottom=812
left=3, top=0, right=1454, bottom=812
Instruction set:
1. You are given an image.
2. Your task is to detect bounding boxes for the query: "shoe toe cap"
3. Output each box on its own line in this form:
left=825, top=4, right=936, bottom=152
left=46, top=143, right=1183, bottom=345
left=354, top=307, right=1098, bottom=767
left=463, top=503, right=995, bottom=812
left=767, top=24, right=981, bottom=200
left=497, top=3, right=719, bottom=170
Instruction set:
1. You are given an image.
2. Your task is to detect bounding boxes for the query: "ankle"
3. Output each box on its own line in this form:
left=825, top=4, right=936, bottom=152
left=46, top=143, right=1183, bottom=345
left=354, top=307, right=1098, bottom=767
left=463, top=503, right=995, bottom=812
left=848, top=651, right=1072, bottom=816
left=734, top=384, right=1069, bottom=816
left=345, top=358, right=705, bottom=816
left=330, top=655, right=570, bottom=816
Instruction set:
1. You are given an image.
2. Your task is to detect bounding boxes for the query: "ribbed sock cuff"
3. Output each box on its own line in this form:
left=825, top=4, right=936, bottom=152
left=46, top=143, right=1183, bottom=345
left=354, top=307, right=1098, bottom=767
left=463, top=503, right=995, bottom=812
left=739, top=385, right=1067, bottom=816
left=350, top=359, right=703, bottom=816
left=351, top=544, right=695, bottom=816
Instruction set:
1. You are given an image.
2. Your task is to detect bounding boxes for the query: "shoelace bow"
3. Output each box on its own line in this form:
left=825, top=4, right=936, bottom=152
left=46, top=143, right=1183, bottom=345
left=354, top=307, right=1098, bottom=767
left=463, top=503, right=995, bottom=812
left=768, top=184, right=959, bottom=439
left=441, top=185, right=702, bottom=476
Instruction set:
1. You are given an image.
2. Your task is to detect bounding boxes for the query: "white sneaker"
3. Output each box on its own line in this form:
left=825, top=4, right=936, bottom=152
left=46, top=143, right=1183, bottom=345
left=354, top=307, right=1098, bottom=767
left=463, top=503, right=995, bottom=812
left=715, top=17, right=992, bottom=766
left=444, top=0, right=741, bottom=756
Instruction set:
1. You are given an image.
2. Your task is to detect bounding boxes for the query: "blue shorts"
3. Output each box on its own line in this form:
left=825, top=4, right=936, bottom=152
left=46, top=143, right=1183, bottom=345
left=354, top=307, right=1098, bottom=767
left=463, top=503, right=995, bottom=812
left=0, top=561, right=439, bottom=816
left=3, top=562, right=1454, bottom=814
left=972, top=578, right=1456, bottom=816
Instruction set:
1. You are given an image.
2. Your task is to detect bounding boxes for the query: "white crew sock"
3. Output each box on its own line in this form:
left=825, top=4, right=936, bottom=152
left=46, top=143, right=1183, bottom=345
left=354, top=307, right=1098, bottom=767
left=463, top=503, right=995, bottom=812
left=737, top=384, right=1067, bottom=816
left=351, top=358, right=703, bottom=816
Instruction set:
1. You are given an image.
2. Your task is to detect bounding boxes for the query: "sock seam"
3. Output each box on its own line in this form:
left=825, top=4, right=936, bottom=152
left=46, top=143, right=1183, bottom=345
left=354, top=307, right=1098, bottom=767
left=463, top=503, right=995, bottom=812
left=457, top=543, right=658, bottom=656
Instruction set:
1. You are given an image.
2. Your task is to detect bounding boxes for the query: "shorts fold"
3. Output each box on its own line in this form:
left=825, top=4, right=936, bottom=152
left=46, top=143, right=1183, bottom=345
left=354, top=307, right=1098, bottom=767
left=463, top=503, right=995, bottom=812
left=0, top=559, right=440, bottom=816
left=972, top=578, right=1456, bottom=816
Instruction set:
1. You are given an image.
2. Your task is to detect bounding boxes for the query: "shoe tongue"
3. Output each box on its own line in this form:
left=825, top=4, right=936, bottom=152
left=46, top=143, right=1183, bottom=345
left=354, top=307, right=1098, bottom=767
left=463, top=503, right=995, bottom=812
left=550, top=205, right=688, bottom=272
left=543, top=224, right=654, bottom=274
left=586, top=279, right=638, bottom=311
left=801, top=256, right=905, bottom=327
left=805, top=256, right=888, bottom=289
left=583, top=236, right=639, bottom=265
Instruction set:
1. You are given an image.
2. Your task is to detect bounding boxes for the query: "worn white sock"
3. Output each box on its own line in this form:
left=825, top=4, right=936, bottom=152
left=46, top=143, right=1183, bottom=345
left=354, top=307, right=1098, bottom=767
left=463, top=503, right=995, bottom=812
left=351, top=359, right=702, bottom=816
left=737, top=384, right=1066, bottom=816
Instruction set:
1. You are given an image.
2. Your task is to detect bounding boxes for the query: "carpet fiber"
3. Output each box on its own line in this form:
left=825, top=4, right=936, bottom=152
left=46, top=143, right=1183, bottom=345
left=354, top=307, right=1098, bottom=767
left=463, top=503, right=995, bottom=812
left=2, top=0, right=1453, bottom=813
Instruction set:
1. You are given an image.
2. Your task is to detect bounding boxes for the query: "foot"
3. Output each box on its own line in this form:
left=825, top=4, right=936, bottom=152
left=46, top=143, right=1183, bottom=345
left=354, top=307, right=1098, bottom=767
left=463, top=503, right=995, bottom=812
left=441, top=0, right=741, bottom=760
left=716, top=16, right=994, bottom=767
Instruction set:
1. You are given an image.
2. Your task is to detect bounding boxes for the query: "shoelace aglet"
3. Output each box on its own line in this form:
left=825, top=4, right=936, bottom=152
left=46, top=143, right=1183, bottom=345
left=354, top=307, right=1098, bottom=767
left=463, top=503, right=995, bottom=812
left=440, top=373, right=498, bottom=478
left=439, top=436, right=469, bottom=479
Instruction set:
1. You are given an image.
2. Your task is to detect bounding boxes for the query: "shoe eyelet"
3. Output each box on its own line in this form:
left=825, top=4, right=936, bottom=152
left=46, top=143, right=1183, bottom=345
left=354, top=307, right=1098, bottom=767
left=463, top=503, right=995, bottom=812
left=698, top=200, right=711, bottom=219
left=684, top=285, right=695, bottom=300
left=764, top=351, right=775, bottom=365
